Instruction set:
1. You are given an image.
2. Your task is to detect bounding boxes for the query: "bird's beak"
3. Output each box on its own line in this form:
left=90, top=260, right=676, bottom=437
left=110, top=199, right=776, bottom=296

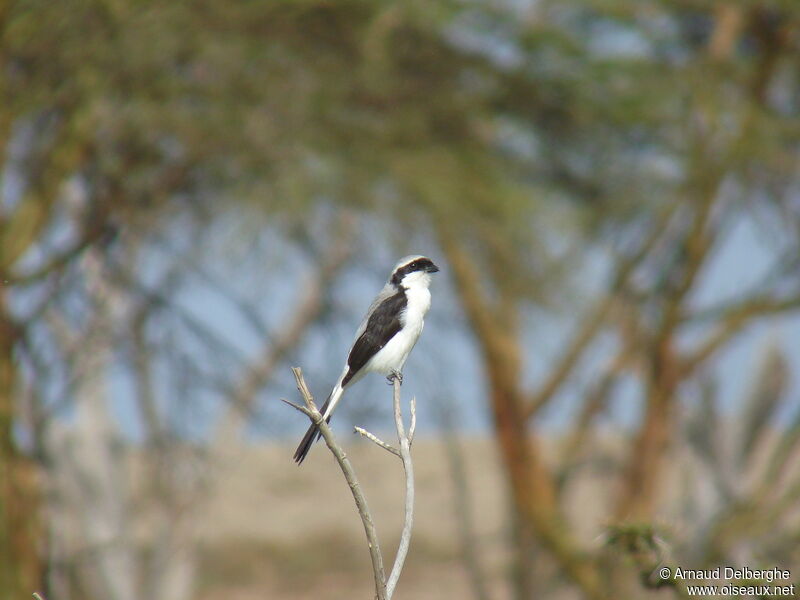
left=427, top=263, right=440, bottom=273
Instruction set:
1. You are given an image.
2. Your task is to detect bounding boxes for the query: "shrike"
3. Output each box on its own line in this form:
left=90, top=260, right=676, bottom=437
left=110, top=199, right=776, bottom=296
left=293, top=255, right=439, bottom=464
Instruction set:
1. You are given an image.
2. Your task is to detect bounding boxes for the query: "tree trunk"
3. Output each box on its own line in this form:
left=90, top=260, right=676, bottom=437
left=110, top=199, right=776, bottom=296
left=0, top=306, right=42, bottom=600
left=615, top=341, right=678, bottom=520
left=439, top=230, right=608, bottom=599
left=487, top=371, right=607, bottom=600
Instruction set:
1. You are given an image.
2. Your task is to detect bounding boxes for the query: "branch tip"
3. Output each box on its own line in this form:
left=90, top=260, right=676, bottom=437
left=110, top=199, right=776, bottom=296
left=290, top=366, right=318, bottom=412
left=279, top=397, right=314, bottom=418
left=355, top=426, right=401, bottom=457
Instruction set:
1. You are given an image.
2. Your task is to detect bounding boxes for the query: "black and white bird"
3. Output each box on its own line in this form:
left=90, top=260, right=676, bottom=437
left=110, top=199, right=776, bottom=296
left=293, top=255, right=439, bottom=464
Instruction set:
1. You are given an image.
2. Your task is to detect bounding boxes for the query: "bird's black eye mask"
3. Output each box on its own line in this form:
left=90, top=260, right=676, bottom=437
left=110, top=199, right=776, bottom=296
left=391, top=258, right=439, bottom=285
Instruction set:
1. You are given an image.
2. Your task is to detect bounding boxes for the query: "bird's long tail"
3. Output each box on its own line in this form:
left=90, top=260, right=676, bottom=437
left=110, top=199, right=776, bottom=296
left=293, top=384, right=343, bottom=464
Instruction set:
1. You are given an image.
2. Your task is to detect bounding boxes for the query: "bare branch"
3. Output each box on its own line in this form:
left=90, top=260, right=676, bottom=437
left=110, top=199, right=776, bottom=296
left=354, top=426, right=401, bottom=458
left=287, top=366, right=418, bottom=599
left=287, top=370, right=417, bottom=599
left=408, top=397, right=417, bottom=446
left=386, top=376, right=415, bottom=599
left=291, top=367, right=319, bottom=414
left=279, top=397, right=313, bottom=419
left=289, top=367, right=387, bottom=600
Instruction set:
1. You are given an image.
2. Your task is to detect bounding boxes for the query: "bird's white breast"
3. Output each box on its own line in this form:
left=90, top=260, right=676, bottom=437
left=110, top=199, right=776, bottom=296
left=402, top=282, right=431, bottom=333
left=366, top=282, right=431, bottom=376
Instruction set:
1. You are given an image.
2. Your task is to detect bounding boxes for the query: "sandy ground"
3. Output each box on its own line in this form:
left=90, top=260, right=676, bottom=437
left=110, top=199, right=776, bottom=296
left=188, top=431, right=798, bottom=600
left=191, top=435, right=625, bottom=600
left=195, top=437, right=512, bottom=599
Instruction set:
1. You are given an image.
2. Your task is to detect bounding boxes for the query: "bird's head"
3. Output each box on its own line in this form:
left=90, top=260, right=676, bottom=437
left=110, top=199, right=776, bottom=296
left=390, top=255, right=440, bottom=288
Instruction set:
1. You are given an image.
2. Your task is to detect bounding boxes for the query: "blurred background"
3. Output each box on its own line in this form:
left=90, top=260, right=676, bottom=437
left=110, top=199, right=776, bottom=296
left=3, top=1, right=800, bottom=599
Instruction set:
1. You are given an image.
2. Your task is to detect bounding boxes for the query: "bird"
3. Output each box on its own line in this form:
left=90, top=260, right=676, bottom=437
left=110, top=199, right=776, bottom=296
left=293, top=255, right=439, bottom=464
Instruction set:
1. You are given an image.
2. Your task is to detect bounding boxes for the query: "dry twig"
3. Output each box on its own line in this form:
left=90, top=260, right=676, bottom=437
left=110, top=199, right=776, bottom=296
left=283, top=367, right=387, bottom=600
left=354, top=426, right=401, bottom=458
left=386, top=377, right=415, bottom=598
left=284, top=367, right=417, bottom=600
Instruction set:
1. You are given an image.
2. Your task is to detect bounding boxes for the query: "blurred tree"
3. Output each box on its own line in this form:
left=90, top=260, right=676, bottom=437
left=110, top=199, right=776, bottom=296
left=0, top=1, right=274, bottom=594
left=426, top=3, right=800, bottom=598
left=3, top=0, right=800, bottom=598
left=3, top=2, right=357, bottom=596
left=682, top=345, right=800, bottom=568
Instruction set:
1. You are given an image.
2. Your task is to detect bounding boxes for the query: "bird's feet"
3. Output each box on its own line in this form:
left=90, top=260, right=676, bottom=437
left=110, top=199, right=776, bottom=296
left=386, top=370, right=403, bottom=385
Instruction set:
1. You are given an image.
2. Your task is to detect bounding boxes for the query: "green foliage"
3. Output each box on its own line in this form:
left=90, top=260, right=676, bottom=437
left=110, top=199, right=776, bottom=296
left=7, top=0, right=798, bottom=241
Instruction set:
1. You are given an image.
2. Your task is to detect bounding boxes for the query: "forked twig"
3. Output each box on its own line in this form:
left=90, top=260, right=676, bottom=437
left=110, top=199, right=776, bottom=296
left=386, top=376, right=415, bottom=598
left=284, top=367, right=417, bottom=600
left=285, top=367, right=387, bottom=600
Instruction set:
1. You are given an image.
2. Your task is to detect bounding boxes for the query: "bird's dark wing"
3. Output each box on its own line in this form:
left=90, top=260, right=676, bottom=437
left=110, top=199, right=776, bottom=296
left=342, top=289, right=406, bottom=386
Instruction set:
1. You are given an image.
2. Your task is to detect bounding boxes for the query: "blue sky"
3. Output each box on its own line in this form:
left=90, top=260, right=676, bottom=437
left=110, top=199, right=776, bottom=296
left=114, top=205, right=800, bottom=443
